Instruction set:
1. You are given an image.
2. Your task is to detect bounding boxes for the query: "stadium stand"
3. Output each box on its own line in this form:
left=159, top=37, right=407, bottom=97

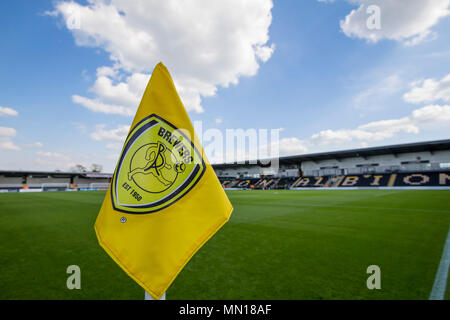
left=0, top=171, right=112, bottom=192
left=41, top=183, right=71, bottom=192
left=220, top=177, right=298, bottom=189
left=1, top=139, right=449, bottom=192
left=220, top=172, right=450, bottom=189
left=217, top=139, right=450, bottom=190
left=289, top=171, right=450, bottom=188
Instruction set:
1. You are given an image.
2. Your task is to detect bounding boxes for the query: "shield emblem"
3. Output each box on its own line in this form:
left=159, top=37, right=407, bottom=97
left=111, top=114, right=205, bottom=214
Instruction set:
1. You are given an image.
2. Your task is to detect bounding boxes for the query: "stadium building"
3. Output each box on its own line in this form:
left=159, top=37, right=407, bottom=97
left=214, top=139, right=450, bottom=190
left=0, top=171, right=111, bottom=192
left=1, top=139, right=449, bottom=192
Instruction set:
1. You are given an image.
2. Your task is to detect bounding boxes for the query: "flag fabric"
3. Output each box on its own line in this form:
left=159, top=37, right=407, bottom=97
left=94, top=62, right=233, bottom=299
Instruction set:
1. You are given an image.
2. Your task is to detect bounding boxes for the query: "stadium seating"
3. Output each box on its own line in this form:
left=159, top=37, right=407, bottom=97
left=0, top=172, right=112, bottom=192
left=292, top=171, right=450, bottom=188
left=219, top=171, right=450, bottom=189
left=2, top=170, right=449, bottom=192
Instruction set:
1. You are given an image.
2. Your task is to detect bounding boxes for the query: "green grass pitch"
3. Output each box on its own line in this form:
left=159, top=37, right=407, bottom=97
left=0, top=189, right=449, bottom=300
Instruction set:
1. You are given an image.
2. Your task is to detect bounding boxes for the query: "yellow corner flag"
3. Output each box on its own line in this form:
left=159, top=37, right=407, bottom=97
left=94, top=62, right=233, bottom=299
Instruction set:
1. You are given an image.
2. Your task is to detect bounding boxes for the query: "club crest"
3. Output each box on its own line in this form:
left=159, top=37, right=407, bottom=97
left=111, top=114, right=205, bottom=214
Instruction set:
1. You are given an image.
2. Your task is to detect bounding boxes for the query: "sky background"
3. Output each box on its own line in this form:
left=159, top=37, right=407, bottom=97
left=0, top=0, right=449, bottom=172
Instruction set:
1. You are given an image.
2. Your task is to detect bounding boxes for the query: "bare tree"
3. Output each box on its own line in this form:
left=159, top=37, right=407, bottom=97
left=71, top=164, right=87, bottom=172
left=91, top=164, right=103, bottom=173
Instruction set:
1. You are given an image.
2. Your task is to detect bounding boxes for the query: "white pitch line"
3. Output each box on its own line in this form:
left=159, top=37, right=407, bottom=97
left=429, top=227, right=450, bottom=300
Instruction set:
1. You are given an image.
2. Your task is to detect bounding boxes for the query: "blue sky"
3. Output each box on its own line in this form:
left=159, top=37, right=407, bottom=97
left=1, top=0, right=449, bottom=172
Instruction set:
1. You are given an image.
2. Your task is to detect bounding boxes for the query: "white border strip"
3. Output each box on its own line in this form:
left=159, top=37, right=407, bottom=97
left=430, top=227, right=450, bottom=300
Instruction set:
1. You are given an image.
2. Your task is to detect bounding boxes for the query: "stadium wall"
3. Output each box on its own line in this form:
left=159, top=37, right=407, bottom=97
left=0, top=171, right=112, bottom=192
left=214, top=166, right=261, bottom=178
left=214, top=141, right=450, bottom=178
left=220, top=171, right=450, bottom=190
left=214, top=165, right=300, bottom=178
left=27, top=177, right=71, bottom=185
left=73, top=177, right=110, bottom=185
left=301, top=150, right=450, bottom=176
left=291, top=171, right=450, bottom=188
left=2, top=140, right=449, bottom=192
left=0, top=176, right=23, bottom=184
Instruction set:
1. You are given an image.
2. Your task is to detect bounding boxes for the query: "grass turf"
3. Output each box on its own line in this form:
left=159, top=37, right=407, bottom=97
left=0, top=189, right=449, bottom=299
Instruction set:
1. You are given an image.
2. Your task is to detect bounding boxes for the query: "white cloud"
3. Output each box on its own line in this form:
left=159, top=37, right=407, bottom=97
left=33, top=158, right=64, bottom=170
left=311, top=104, right=450, bottom=145
left=97, top=66, right=119, bottom=79
left=353, top=74, right=402, bottom=110
left=359, top=142, right=369, bottom=148
left=215, top=118, right=223, bottom=124
left=34, top=151, right=76, bottom=171
left=411, top=104, right=450, bottom=122
left=24, top=142, right=44, bottom=148
left=53, top=0, right=274, bottom=114
left=73, top=67, right=148, bottom=115
left=72, top=94, right=135, bottom=116
left=81, top=69, right=90, bottom=82
left=72, top=122, right=87, bottom=134
left=340, top=0, right=450, bottom=45
left=358, top=117, right=419, bottom=136
left=0, top=106, right=18, bottom=117
left=277, top=137, right=308, bottom=156
left=0, top=126, right=20, bottom=151
left=226, top=136, right=308, bottom=162
left=90, top=69, right=147, bottom=107
left=105, top=142, right=124, bottom=150
left=36, top=151, right=69, bottom=160
left=90, top=124, right=130, bottom=150
left=403, top=74, right=450, bottom=104
left=0, top=141, right=20, bottom=151
left=255, top=43, right=275, bottom=62
left=0, top=127, right=16, bottom=137
left=426, top=50, right=450, bottom=58
left=106, top=153, right=120, bottom=160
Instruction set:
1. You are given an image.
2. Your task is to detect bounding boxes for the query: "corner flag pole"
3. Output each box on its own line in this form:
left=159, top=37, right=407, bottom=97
left=145, top=291, right=166, bottom=300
